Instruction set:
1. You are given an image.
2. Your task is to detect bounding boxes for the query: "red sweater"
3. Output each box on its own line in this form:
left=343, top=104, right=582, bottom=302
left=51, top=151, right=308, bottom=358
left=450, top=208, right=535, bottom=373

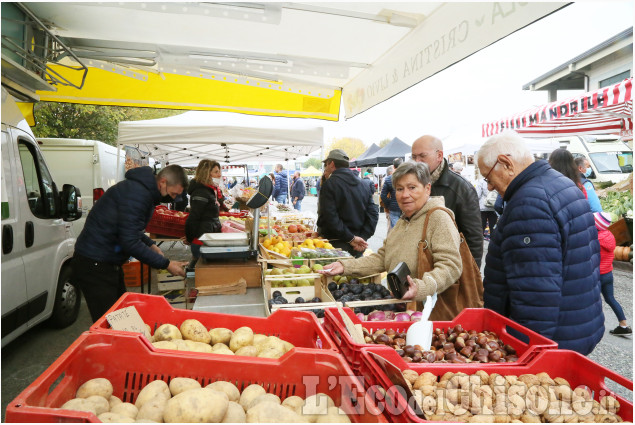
left=597, top=228, right=615, bottom=274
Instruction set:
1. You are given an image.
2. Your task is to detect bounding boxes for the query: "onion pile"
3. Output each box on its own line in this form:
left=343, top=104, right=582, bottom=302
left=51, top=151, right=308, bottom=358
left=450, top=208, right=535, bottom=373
left=360, top=310, right=422, bottom=322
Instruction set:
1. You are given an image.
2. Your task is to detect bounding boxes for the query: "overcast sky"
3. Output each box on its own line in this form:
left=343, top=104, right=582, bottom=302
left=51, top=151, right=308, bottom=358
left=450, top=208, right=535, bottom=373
left=311, top=0, right=634, bottom=155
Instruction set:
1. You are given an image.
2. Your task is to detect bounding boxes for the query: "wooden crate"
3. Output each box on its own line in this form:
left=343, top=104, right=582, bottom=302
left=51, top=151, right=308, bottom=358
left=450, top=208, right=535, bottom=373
left=609, top=217, right=633, bottom=246
left=321, top=272, right=383, bottom=286
left=262, top=273, right=323, bottom=302
left=267, top=300, right=343, bottom=316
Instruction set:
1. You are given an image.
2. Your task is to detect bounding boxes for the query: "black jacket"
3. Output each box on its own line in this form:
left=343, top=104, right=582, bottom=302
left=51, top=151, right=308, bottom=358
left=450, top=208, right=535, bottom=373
left=363, top=177, right=376, bottom=194
left=317, top=168, right=378, bottom=242
left=75, top=167, right=169, bottom=269
left=431, top=159, right=483, bottom=267
left=185, top=179, right=222, bottom=242
left=290, top=177, right=306, bottom=200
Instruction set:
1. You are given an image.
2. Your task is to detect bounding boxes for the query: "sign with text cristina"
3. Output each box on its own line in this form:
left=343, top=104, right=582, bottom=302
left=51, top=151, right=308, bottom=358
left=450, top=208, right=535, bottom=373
left=343, top=2, right=567, bottom=118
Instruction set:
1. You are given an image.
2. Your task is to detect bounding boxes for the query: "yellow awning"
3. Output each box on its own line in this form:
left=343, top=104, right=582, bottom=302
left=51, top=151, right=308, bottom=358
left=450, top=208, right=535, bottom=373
left=37, top=65, right=341, bottom=121
left=15, top=102, right=35, bottom=126
left=301, top=166, right=322, bottom=177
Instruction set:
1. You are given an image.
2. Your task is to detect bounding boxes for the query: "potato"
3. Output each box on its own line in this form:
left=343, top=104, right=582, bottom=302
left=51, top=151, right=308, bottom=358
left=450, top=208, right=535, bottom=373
left=60, top=398, right=97, bottom=414
left=145, top=324, right=152, bottom=338
left=109, top=395, right=123, bottom=410
left=135, top=420, right=158, bottom=423
left=281, top=396, right=305, bottom=415
left=152, top=341, right=178, bottom=351
left=222, top=401, right=247, bottom=423
left=184, top=340, right=213, bottom=353
left=206, top=381, right=240, bottom=402
left=172, top=339, right=191, bottom=351
left=239, top=384, right=267, bottom=410
left=135, top=380, right=171, bottom=408
left=230, top=327, right=254, bottom=352
left=210, top=328, right=234, bottom=345
left=180, top=319, right=211, bottom=343
left=282, top=340, right=295, bottom=353
left=212, top=343, right=231, bottom=351
left=136, top=396, right=167, bottom=423
left=212, top=345, right=235, bottom=356
left=111, top=402, right=139, bottom=419
left=76, top=377, right=114, bottom=399
left=163, top=388, right=229, bottom=423
left=98, top=412, right=130, bottom=423
left=316, top=406, right=351, bottom=423
left=302, top=393, right=335, bottom=422
left=252, top=334, right=267, bottom=346
left=246, top=400, right=304, bottom=423
left=169, top=377, right=201, bottom=396
left=257, top=347, right=284, bottom=359
left=154, top=324, right=182, bottom=342
left=85, top=395, right=110, bottom=415
left=235, top=346, right=259, bottom=357
left=247, top=393, right=281, bottom=410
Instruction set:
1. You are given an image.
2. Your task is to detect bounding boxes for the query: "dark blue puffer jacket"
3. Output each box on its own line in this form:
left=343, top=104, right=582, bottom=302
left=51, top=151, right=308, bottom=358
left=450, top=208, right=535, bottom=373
left=273, top=170, right=289, bottom=200
left=380, top=175, right=400, bottom=213
left=75, top=167, right=170, bottom=270
left=484, top=160, right=604, bottom=355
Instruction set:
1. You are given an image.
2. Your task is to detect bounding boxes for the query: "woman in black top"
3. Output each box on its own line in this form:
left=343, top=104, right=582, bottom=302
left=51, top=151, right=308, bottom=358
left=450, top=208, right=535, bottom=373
left=185, top=159, right=229, bottom=258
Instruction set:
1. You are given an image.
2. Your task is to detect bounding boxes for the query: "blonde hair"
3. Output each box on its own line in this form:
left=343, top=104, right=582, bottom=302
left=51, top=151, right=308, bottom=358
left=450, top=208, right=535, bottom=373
left=194, top=159, right=220, bottom=185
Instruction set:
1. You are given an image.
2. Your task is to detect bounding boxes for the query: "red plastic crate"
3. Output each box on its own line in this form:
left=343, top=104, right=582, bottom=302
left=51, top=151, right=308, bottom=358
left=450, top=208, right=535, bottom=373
left=5, top=332, right=388, bottom=423
left=220, top=211, right=249, bottom=218
left=323, top=307, right=558, bottom=373
left=358, top=345, right=633, bottom=423
left=146, top=206, right=188, bottom=237
left=90, top=292, right=337, bottom=356
left=122, top=261, right=150, bottom=287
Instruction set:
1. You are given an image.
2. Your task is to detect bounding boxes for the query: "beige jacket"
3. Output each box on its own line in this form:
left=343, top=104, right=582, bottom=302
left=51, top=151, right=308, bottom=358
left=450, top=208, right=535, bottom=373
left=340, top=197, right=462, bottom=301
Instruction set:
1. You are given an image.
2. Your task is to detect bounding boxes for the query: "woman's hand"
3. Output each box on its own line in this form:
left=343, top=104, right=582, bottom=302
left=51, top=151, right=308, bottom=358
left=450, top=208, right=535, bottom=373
left=317, top=262, right=344, bottom=276
left=401, top=275, right=418, bottom=300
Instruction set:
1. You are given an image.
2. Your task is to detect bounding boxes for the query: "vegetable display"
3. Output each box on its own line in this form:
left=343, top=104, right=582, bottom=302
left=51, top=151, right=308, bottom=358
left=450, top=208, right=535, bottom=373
left=599, top=191, right=633, bottom=222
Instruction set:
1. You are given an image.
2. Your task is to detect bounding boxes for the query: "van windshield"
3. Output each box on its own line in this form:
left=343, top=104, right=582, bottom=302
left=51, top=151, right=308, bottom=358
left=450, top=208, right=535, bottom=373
left=589, top=151, right=633, bottom=174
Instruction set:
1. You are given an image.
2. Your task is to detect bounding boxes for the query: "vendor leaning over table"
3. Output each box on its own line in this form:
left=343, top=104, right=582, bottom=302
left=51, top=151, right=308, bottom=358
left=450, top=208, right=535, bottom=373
left=320, top=161, right=462, bottom=303
left=71, top=165, right=190, bottom=322
left=185, top=159, right=230, bottom=260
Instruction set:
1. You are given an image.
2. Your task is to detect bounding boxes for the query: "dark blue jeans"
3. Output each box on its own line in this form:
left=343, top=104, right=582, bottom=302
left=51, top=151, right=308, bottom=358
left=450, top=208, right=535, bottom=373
left=600, top=271, right=626, bottom=322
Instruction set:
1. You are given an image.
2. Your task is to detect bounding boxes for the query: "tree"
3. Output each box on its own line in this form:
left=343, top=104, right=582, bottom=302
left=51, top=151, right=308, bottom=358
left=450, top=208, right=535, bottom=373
left=32, top=102, right=182, bottom=146
left=379, top=138, right=392, bottom=148
left=324, top=137, right=367, bottom=160
left=303, top=157, right=322, bottom=169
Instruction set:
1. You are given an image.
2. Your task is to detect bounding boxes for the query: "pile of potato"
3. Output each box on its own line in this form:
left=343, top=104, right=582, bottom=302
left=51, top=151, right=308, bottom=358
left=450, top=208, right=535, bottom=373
left=149, top=320, right=295, bottom=359
left=398, top=369, right=623, bottom=423
left=60, top=377, right=352, bottom=423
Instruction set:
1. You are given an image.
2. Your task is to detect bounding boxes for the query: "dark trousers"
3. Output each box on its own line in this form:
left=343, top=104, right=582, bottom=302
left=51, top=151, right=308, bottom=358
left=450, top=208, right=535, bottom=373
left=481, top=211, right=498, bottom=235
left=330, top=239, right=363, bottom=259
left=600, top=271, right=626, bottom=322
left=71, top=254, right=126, bottom=322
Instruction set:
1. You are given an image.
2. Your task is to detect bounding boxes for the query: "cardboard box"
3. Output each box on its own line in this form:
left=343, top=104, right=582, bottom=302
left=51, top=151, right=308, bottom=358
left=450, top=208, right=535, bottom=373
left=157, top=271, right=185, bottom=291
left=195, top=258, right=262, bottom=288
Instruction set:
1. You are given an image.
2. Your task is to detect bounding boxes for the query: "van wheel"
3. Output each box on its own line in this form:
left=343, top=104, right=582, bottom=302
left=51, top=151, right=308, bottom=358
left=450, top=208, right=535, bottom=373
left=49, top=266, right=81, bottom=328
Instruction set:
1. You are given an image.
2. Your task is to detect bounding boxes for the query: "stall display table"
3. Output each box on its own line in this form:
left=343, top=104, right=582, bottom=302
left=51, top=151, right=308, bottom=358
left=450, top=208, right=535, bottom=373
left=192, top=288, right=266, bottom=317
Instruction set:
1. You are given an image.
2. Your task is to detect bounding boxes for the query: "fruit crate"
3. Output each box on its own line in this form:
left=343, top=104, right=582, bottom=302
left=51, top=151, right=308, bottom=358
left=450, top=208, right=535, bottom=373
left=323, top=307, right=558, bottom=374
left=122, top=261, right=151, bottom=287
left=219, top=211, right=250, bottom=218
left=145, top=206, right=188, bottom=238
left=5, top=332, right=388, bottom=423
left=358, top=345, right=633, bottom=423
left=263, top=273, right=323, bottom=303
left=90, top=293, right=336, bottom=354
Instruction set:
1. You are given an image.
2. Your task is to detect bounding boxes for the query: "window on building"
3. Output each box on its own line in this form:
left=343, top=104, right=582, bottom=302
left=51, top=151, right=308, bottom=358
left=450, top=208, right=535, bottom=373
left=600, top=70, right=631, bottom=88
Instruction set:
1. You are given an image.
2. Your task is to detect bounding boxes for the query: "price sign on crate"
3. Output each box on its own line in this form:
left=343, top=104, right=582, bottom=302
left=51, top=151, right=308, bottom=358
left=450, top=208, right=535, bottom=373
left=106, top=306, right=151, bottom=339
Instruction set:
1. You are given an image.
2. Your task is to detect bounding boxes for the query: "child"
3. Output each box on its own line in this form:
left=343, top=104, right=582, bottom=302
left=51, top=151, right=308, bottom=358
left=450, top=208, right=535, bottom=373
left=595, top=212, right=632, bottom=336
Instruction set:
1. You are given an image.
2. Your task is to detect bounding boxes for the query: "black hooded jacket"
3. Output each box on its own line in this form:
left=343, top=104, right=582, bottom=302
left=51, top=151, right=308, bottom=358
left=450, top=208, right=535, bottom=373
left=185, top=179, right=222, bottom=242
left=317, top=168, right=378, bottom=242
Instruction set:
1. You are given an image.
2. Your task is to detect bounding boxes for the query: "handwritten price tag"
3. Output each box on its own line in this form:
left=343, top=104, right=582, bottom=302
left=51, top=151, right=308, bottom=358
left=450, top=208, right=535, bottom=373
left=106, top=306, right=151, bottom=340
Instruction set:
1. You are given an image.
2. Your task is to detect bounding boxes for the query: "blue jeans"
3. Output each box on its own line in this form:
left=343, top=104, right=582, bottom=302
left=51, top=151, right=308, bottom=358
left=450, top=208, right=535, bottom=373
left=275, top=194, right=287, bottom=204
left=293, top=199, right=302, bottom=211
left=389, top=210, right=401, bottom=227
left=600, top=271, right=626, bottom=322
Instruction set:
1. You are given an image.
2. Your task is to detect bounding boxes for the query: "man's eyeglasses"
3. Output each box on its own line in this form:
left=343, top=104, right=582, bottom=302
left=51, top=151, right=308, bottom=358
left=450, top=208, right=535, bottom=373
left=411, top=150, right=439, bottom=161
left=483, top=158, right=501, bottom=184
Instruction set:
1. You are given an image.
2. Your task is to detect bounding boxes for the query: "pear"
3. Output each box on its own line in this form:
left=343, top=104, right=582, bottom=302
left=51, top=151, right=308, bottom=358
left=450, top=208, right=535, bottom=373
left=333, top=275, right=342, bottom=283
left=270, top=268, right=283, bottom=276
left=264, top=269, right=272, bottom=275
left=297, top=279, right=311, bottom=287
left=312, top=264, right=324, bottom=272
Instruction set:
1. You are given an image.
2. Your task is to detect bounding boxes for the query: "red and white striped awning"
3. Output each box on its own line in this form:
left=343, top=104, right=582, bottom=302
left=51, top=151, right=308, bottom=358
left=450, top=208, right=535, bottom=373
left=482, top=78, right=633, bottom=140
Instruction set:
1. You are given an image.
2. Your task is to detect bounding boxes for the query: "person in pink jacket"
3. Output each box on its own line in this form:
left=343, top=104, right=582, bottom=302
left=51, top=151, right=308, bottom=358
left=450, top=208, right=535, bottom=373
left=595, top=212, right=631, bottom=336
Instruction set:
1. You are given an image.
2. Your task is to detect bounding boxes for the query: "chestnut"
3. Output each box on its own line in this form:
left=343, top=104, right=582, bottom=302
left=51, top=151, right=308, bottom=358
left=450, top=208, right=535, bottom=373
left=445, top=352, right=457, bottom=361
left=443, top=342, right=455, bottom=351
left=435, top=350, right=445, bottom=361
left=393, top=337, right=406, bottom=347
left=404, top=346, right=415, bottom=357
left=466, top=339, right=477, bottom=348
left=364, top=336, right=373, bottom=343
left=505, top=355, right=519, bottom=362
left=486, top=341, right=500, bottom=350
left=403, top=356, right=413, bottom=362
left=375, top=334, right=391, bottom=345
left=396, top=332, right=407, bottom=340
left=460, top=346, right=473, bottom=357
left=504, top=344, right=517, bottom=355
left=425, top=352, right=437, bottom=363
left=477, top=335, right=488, bottom=346
left=413, top=345, right=423, bottom=351
left=488, top=351, right=502, bottom=362
left=455, top=336, right=466, bottom=349
left=474, top=354, right=489, bottom=363
left=411, top=353, right=422, bottom=363
left=447, top=333, right=457, bottom=342
left=395, top=349, right=405, bottom=357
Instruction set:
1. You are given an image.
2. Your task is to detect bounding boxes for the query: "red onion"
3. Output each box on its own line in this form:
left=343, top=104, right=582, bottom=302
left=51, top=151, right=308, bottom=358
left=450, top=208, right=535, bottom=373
left=394, top=312, right=411, bottom=322
left=356, top=312, right=365, bottom=321
left=367, top=310, right=386, bottom=321
left=410, top=311, right=423, bottom=321
left=405, top=309, right=415, bottom=316
left=384, top=311, right=395, bottom=321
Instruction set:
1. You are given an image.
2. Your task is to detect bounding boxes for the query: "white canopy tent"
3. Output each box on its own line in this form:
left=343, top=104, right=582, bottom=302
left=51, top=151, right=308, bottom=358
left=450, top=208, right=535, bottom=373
left=117, top=111, right=324, bottom=167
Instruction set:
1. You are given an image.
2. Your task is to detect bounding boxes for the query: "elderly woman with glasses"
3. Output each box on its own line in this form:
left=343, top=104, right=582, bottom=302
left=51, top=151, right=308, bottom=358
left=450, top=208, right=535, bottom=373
left=320, top=161, right=462, bottom=303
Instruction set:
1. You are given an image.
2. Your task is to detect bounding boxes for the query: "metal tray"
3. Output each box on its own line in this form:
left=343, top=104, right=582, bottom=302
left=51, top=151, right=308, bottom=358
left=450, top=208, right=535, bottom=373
left=198, top=232, right=249, bottom=247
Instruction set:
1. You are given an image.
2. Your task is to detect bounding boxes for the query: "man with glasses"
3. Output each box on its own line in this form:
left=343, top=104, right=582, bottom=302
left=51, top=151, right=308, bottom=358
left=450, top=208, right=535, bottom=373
left=411, top=135, right=483, bottom=267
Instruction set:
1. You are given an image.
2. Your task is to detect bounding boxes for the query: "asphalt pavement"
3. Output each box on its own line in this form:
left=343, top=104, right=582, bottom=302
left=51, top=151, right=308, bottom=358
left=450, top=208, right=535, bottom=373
left=1, top=195, right=632, bottom=420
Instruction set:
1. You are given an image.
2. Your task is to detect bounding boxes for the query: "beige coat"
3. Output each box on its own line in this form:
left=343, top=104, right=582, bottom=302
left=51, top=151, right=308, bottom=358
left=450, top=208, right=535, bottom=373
left=340, top=196, right=462, bottom=301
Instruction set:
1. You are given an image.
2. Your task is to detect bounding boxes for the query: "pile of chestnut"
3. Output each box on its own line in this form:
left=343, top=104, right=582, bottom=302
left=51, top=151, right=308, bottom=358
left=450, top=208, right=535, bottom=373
left=362, top=324, right=519, bottom=363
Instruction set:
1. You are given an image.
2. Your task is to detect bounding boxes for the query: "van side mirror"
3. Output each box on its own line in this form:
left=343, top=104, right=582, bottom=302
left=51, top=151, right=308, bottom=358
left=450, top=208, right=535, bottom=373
left=61, top=184, right=82, bottom=221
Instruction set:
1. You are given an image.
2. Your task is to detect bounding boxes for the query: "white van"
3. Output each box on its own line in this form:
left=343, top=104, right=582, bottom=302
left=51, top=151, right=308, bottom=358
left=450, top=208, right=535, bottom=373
left=37, top=138, right=125, bottom=235
left=1, top=88, right=83, bottom=347
left=556, top=135, right=633, bottom=184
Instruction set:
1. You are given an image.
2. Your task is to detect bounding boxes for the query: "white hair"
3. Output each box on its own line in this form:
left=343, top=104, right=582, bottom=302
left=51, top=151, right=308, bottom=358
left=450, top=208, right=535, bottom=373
left=453, top=162, right=464, bottom=171
left=478, top=130, right=533, bottom=167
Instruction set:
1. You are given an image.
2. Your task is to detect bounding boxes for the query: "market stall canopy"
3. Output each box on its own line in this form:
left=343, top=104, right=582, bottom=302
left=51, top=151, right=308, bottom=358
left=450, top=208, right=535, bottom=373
left=350, top=143, right=380, bottom=167
left=357, top=137, right=410, bottom=167
left=301, top=166, right=323, bottom=177
left=482, top=78, right=633, bottom=140
left=117, top=111, right=323, bottom=165
left=18, top=2, right=566, bottom=121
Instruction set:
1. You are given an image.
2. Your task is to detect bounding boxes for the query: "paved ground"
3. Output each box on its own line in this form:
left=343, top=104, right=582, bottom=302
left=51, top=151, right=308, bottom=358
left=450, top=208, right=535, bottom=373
left=2, top=195, right=633, bottom=419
